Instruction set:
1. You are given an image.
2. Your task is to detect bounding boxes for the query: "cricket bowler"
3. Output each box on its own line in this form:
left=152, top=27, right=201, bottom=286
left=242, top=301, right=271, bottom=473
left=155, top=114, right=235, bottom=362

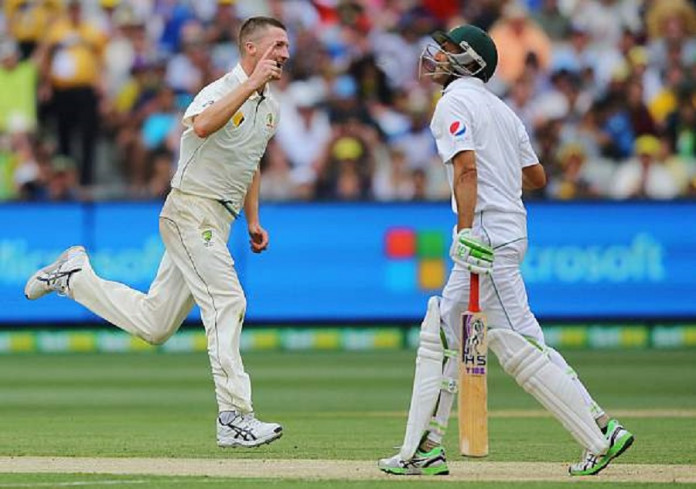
left=25, top=16, right=289, bottom=448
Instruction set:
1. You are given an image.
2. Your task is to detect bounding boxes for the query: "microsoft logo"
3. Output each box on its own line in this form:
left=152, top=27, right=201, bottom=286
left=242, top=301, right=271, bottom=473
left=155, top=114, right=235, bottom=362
left=384, top=228, right=448, bottom=292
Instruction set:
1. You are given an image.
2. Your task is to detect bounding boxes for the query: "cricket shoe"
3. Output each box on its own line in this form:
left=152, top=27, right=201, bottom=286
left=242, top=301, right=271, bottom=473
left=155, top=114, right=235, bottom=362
left=569, top=419, right=635, bottom=476
left=217, top=411, right=283, bottom=448
left=24, top=246, right=86, bottom=300
left=378, top=446, right=449, bottom=475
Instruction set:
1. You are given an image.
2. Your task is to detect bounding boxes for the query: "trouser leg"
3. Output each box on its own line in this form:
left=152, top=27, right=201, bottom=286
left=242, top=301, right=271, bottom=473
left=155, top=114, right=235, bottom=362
left=159, top=214, right=252, bottom=413
left=70, top=251, right=194, bottom=345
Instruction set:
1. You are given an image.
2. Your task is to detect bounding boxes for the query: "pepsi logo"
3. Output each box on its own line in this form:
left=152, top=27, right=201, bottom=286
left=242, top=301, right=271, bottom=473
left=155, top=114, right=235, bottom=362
left=449, top=121, right=467, bottom=136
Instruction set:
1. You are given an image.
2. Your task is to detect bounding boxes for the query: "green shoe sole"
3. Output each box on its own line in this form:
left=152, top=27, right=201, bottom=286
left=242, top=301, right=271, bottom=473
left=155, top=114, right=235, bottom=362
left=380, top=465, right=450, bottom=476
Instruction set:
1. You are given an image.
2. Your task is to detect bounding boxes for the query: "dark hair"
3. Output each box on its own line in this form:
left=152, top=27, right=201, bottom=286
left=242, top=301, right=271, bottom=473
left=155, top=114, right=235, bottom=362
left=238, top=16, right=287, bottom=49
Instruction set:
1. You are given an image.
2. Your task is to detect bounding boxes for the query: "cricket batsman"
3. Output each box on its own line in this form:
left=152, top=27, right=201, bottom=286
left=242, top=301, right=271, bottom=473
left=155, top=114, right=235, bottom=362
left=378, top=24, right=634, bottom=476
left=25, top=16, right=289, bottom=448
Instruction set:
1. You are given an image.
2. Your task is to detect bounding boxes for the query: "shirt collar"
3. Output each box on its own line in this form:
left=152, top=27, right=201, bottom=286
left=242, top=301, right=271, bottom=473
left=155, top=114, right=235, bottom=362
left=230, top=63, right=269, bottom=99
left=443, top=76, right=485, bottom=95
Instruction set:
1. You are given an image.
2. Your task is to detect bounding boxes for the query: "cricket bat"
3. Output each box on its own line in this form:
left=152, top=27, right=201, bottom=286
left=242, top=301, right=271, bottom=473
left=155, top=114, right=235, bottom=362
left=458, top=272, right=489, bottom=457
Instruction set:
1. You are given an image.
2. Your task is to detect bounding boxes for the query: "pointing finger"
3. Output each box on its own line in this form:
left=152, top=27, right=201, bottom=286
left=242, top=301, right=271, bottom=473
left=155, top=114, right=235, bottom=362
left=261, top=42, right=276, bottom=61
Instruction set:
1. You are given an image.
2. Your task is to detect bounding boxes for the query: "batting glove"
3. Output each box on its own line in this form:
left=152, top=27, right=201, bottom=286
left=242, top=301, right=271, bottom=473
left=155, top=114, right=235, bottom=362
left=450, top=228, right=494, bottom=275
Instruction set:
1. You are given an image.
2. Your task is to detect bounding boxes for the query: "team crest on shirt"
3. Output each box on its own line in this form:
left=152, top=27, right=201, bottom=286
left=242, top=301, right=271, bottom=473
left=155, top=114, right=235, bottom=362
left=449, top=121, right=467, bottom=137
left=202, top=229, right=214, bottom=247
left=266, top=113, right=275, bottom=130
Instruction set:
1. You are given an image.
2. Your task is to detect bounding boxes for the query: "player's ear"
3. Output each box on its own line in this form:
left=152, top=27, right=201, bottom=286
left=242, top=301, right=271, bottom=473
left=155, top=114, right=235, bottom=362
left=244, top=41, right=256, bottom=58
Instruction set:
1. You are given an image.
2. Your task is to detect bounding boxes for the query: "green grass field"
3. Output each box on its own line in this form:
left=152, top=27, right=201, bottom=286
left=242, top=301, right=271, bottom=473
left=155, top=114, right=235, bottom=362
left=0, top=348, right=694, bottom=488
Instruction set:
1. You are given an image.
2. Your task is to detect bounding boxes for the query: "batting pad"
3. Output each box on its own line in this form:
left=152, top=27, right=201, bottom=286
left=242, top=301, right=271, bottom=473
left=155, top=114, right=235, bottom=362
left=399, top=296, right=445, bottom=460
left=488, top=329, right=609, bottom=455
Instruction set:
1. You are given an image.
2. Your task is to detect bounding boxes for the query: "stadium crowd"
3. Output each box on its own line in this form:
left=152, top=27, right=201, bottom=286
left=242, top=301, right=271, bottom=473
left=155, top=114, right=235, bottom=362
left=0, top=0, right=695, bottom=202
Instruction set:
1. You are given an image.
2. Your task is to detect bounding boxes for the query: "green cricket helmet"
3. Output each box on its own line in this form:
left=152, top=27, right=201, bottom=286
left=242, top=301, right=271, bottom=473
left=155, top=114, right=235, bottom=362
left=420, top=25, right=498, bottom=82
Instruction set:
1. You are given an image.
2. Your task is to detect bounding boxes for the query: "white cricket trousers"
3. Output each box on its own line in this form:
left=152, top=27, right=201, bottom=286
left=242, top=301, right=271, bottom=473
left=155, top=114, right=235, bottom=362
left=428, top=211, right=602, bottom=443
left=70, top=189, right=252, bottom=413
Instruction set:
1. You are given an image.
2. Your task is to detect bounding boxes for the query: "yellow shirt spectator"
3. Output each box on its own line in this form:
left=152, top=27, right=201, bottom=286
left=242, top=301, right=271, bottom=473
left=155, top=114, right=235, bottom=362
left=45, top=16, right=106, bottom=89
left=5, top=0, right=62, bottom=45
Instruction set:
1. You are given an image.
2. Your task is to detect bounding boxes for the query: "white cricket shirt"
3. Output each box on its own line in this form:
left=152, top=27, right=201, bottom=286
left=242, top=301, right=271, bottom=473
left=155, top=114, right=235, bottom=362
left=171, top=64, right=280, bottom=215
left=430, top=77, right=539, bottom=231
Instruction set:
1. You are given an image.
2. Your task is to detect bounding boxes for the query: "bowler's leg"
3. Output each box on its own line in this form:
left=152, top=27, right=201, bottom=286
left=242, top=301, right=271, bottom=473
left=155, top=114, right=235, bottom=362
left=159, top=216, right=251, bottom=412
left=70, top=250, right=195, bottom=345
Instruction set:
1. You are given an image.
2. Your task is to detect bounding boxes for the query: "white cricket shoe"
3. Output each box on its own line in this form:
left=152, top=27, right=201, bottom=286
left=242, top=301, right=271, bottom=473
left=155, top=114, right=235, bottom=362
left=24, top=246, right=86, bottom=300
left=378, top=446, right=449, bottom=475
left=569, top=419, right=635, bottom=476
left=217, top=411, right=283, bottom=448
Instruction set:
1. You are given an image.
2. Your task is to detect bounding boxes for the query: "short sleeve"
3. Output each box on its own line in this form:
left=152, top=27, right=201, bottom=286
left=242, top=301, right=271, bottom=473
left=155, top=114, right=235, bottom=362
left=518, top=121, right=539, bottom=168
left=430, top=94, right=476, bottom=164
left=182, top=86, right=218, bottom=128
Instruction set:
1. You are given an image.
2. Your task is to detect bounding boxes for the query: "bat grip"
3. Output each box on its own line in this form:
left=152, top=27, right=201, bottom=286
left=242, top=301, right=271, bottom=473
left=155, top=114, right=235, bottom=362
left=468, top=273, right=480, bottom=313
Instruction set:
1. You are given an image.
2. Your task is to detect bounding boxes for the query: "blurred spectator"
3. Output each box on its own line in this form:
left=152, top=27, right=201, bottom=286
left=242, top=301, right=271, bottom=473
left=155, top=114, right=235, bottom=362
left=275, top=80, right=332, bottom=193
left=165, top=21, right=210, bottom=95
left=570, top=0, right=642, bottom=49
left=665, top=91, right=696, bottom=159
left=648, top=63, right=689, bottom=127
left=412, top=168, right=428, bottom=200
left=16, top=135, right=54, bottom=201
left=260, top=139, right=298, bottom=201
left=47, top=154, right=79, bottom=201
left=0, top=39, right=38, bottom=134
left=611, top=135, right=681, bottom=199
left=597, top=93, right=635, bottom=160
left=546, top=143, right=603, bottom=199
left=144, top=147, right=174, bottom=200
left=369, top=10, right=430, bottom=89
left=204, top=0, right=242, bottom=75
left=490, top=2, right=552, bottom=86
left=373, top=146, right=415, bottom=201
left=645, top=0, right=696, bottom=72
left=391, top=91, right=437, bottom=171
left=4, top=0, right=62, bottom=59
left=531, top=0, right=570, bottom=41
left=349, top=54, right=394, bottom=106
left=41, top=0, right=106, bottom=186
left=316, top=131, right=374, bottom=200
left=504, top=74, right=538, bottom=136
left=549, top=23, right=592, bottom=76
left=626, top=78, right=657, bottom=137
left=102, top=4, right=150, bottom=100
left=463, top=0, right=504, bottom=33
left=558, top=103, right=604, bottom=160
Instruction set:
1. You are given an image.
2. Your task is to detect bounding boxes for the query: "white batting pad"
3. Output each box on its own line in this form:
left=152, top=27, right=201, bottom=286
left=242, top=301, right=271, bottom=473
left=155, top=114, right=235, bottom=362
left=488, top=328, right=609, bottom=455
left=399, top=296, right=445, bottom=460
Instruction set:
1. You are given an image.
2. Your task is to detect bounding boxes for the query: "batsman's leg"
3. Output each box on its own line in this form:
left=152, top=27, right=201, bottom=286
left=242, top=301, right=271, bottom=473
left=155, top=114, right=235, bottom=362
left=424, top=269, right=469, bottom=450
left=378, top=296, right=453, bottom=476
left=480, top=241, right=633, bottom=473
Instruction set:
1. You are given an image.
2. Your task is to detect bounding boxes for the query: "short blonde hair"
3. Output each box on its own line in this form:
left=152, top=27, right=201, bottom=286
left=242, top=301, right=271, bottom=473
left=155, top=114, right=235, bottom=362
left=238, top=16, right=286, bottom=51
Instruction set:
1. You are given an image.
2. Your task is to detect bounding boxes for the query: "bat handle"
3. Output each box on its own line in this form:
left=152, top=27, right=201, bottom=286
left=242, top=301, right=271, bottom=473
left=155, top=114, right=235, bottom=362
left=468, top=273, right=480, bottom=313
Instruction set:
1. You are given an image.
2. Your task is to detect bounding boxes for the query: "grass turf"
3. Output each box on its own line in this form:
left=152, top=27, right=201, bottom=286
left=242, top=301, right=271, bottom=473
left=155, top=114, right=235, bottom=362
left=0, top=348, right=694, bottom=487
